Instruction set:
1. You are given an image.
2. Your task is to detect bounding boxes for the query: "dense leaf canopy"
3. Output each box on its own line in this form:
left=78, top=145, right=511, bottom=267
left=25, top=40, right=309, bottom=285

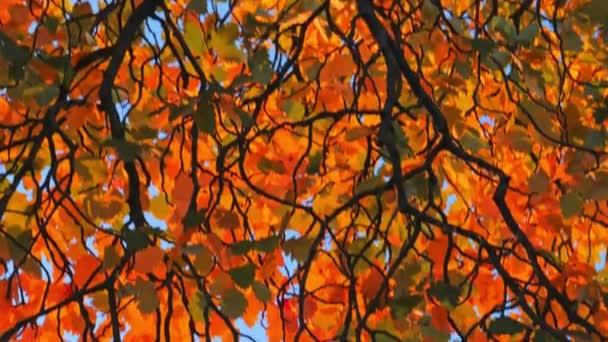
left=1, top=0, right=608, bottom=340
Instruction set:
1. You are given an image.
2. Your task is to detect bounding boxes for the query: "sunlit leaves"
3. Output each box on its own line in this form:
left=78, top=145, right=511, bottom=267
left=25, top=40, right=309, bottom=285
left=208, top=23, right=245, bottom=62
left=188, top=291, right=207, bottom=322
left=282, top=99, right=306, bottom=120
left=184, top=19, right=205, bottom=55
left=74, top=157, right=107, bottom=183
left=3, top=0, right=608, bottom=340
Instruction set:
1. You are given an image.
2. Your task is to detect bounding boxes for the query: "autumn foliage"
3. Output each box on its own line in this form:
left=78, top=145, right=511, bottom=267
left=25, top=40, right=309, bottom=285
left=2, top=0, right=608, bottom=340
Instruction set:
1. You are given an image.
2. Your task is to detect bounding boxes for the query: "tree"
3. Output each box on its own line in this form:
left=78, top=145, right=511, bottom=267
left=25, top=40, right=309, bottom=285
left=1, top=0, right=608, bottom=340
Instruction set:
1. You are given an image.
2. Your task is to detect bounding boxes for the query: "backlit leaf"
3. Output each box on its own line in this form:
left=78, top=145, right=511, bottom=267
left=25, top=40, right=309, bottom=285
left=188, top=291, right=207, bottom=322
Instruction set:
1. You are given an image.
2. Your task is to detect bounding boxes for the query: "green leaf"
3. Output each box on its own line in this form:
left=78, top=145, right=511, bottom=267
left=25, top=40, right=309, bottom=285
left=354, top=176, right=384, bottom=196
left=188, top=0, right=207, bottom=14
left=491, top=16, right=516, bottom=40
left=454, top=60, right=471, bottom=79
left=283, top=237, right=313, bottom=263
left=194, top=94, right=216, bottom=134
left=134, top=278, right=160, bottom=314
left=34, top=85, right=60, bottom=106
left=516, top=23, right=540, bottom=46
left=306, top=152, right=322, bottom=175
left=390, top=295, right=424, bottom=318
left=254, top=236, right=279, bottom=252
left=220, top=288, right=248, bottom=319
left=188, top=291, right=208, bottom=322
left=532, top=330, right=559, bottom=342
left=258, top=157, right=286, bottom=174
left=228, top=264, right=256, bottom=288
left=421, top=325, right=451, bottom=341
left=561, top=25, right=583, bottom=52
left=230, top=241, right=253, bottom=255
left=347, top=238, right=368, bottom=255
left=487, top=316, right=527, bottom=335
left=461, top=129, right=489, bottom=152
left=584, top=129, right=607, bottom=149
left=252, top=281, right=272, bottom=303
left=209, top=24, right=245, bottom=62
left=427, top=282, right=460, bottom=309
left=304, top=61, right=322, bottom=81
left=282, top=99, right=306, bottom=120
left=184, top=20, right=204, bottom=55
left=194, top=245, right=215, bottom=275
left=123, top=229, right=149, bottom=253
left=594, top=106, right=608, bottom=124
left=528, top=171, right=551, bottom=193
left=0, top=32, right=30, bottom=65
left=8, top=227, right=32, bottom=261
left=345, top=126, right=374, bottom=141
left=506, top=126, right=532, bottom=152
left=471, top=38, right=496, bottom=56
left=103, top=139, right=142, bottom=162
left=579, top=0, right=608, bottom=24
left=249, top=49, right=273, bottom=84
left=523, top=64, right=545, bottom=98
left=560, top=191, right=583, bottom=218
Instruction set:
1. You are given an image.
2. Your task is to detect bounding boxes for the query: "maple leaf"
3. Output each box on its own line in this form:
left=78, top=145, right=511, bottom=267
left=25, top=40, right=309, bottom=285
left=2, top=0, right=608, bottom=340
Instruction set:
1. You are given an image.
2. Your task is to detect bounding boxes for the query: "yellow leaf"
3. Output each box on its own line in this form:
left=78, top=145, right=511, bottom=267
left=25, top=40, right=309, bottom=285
left=91, top=291, right=110, bottom=312
left=150, top=195, right=171, bottom=219
left=209, top=24, right=245, bottom=62
left=188, top=291, right=207, bottom=322
left=184, top=19, right=204, bottom=55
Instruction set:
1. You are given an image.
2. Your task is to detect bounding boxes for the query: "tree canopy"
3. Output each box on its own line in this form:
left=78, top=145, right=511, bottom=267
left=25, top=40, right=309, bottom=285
left=1, top=0, right=608, bottom=340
